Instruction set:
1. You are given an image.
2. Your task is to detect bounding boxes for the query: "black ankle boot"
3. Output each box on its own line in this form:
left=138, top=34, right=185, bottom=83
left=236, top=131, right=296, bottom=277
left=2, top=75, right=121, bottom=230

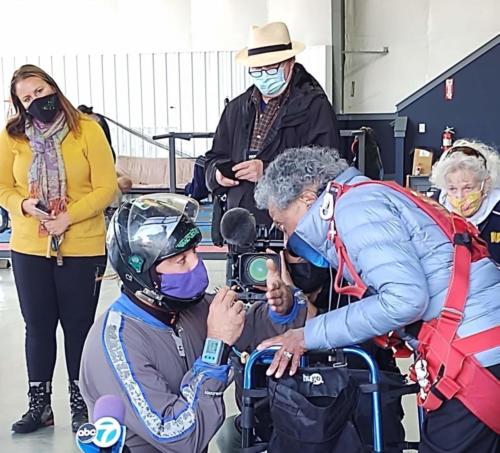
left=12, top=382, right=54, bottom=434
left=69, top=380, right=88, bottom=433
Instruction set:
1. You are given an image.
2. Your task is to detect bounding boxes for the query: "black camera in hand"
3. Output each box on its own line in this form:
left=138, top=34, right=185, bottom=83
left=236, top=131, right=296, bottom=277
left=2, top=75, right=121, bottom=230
left=220, top=208, right=284, bottom=302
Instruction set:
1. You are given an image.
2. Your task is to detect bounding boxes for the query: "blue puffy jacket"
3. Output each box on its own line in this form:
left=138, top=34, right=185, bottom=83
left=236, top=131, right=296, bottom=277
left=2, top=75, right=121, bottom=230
left=294, top=168, right=500, bottom=367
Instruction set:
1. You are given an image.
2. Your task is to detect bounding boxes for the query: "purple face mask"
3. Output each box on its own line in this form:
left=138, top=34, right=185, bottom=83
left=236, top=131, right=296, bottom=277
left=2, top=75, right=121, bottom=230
left=160, top=258, right=209, bottom=299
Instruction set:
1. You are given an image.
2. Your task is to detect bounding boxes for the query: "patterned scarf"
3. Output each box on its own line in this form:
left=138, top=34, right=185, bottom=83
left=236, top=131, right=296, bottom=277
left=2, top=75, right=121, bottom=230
left=25, top=111, right=69, bottom=220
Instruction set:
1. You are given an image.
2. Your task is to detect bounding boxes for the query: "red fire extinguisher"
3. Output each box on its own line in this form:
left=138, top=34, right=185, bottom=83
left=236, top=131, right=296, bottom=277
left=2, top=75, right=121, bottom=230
left=441, top=126, right=455, bottom=152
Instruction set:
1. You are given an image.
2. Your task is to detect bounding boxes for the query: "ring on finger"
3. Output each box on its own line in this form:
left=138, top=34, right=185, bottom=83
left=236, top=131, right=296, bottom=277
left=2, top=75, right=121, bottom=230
left=282, top=350, right=293, bottom=360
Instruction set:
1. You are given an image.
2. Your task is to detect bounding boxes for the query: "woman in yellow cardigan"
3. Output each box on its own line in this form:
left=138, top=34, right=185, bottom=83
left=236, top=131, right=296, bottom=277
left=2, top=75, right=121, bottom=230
left=0, top=65, right=118, bottom=434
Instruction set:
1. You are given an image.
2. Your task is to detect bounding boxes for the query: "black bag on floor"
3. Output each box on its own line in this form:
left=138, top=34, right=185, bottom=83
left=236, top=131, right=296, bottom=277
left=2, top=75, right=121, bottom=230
left=266, top=366, right=365, bottom=453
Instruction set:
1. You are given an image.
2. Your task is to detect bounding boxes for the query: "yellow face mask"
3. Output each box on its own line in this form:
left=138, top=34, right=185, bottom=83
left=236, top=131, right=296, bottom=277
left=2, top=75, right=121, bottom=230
left=447, top=190, right=484, bottom=217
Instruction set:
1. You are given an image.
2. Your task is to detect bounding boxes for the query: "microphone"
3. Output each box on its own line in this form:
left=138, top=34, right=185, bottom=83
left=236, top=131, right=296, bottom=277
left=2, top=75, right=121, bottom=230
left=220, top=207, right=256, bottom=247
left=75, top=394, right=128, bottom=453
left=93, top=394, right=126, bottom=424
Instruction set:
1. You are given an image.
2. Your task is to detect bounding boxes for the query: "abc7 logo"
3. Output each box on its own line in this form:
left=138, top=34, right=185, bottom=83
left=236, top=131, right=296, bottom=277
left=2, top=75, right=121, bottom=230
left=76, top=423, right=97, bottom=444
left=77, top=417, right=121, bottom=447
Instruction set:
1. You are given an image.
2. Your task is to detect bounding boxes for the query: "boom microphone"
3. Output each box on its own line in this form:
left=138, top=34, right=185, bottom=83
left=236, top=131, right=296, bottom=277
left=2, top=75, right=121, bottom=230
left=76, top=394, right=128, bottom=453
left=220, top=207, right=257, bottom=247
left=93, top=395, right=126, bottom=424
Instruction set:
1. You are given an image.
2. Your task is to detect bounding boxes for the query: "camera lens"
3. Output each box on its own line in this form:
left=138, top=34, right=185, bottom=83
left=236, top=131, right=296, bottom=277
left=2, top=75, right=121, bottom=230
left=248, top=256, right=268, bottom=283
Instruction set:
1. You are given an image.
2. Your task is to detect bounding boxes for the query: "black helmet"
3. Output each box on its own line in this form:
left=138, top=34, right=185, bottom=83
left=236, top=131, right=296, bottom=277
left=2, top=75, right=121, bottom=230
left=107, top=194, right=203, bottom=311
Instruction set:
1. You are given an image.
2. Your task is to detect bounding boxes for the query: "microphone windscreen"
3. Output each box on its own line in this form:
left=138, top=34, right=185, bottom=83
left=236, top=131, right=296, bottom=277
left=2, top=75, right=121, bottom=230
left=93, top=394, right=125, bottom=424
left=220, top=208, right=256, bottom=246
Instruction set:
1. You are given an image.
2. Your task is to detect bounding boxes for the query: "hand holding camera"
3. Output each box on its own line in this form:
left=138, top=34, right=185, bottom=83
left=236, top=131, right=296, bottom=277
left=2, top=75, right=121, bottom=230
left=207, top=287, right=245, bottom=346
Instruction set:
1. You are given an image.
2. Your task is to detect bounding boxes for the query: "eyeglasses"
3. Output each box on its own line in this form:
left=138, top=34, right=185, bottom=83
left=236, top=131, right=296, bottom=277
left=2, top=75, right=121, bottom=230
left=248, top=64, right=281, bottom=78
left=446, top=146, right=487, bottom=167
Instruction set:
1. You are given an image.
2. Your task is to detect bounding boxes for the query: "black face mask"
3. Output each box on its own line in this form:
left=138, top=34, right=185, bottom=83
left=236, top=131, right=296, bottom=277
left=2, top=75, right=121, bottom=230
left=26, top=93, right=60, bottom=124
left=287, top=261, right=331, bottom=294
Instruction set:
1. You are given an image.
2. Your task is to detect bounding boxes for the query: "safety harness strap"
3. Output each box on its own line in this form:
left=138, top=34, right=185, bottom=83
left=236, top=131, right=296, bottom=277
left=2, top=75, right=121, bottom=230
left=323, top=179, right=498, bottom=433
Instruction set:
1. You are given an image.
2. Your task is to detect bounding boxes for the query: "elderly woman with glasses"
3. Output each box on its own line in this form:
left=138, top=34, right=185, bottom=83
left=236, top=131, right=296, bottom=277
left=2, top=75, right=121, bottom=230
left=255, top=146, right=500, bottom=453
left=429, top=139, right=500, bottom=263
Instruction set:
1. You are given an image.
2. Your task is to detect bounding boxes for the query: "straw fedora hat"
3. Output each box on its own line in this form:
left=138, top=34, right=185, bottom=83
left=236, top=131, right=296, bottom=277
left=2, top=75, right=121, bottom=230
left=235, top=22, right=305, bottom=67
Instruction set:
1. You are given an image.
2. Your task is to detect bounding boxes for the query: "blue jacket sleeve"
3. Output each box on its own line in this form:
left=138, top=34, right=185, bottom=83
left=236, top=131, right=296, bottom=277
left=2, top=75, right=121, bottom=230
left=304, top=186, right=430, bottom=349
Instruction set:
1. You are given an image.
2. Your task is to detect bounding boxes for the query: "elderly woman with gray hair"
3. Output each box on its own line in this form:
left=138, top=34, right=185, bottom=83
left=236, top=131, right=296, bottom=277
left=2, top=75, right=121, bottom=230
left=255, top=146, right=500, bottom=453
left=429, top=139, right=500, bottom=263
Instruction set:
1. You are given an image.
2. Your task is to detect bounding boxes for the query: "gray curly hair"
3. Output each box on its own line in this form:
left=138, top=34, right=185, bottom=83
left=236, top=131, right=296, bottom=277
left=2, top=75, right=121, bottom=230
left=254, top=146, right=349, bottom=210
left=429, top=139, right=500, bottom=191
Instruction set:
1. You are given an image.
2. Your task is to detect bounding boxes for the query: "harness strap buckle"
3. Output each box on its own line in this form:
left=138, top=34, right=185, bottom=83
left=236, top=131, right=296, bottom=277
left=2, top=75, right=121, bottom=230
left=440, top=307, right=464, bottom=323
left=320, top=191, right=335, bottom=220
left=434, top=375, right=461, bottom=400
left=328, top=220, right=336, bottom=241
left=453, top=232, right=472, bottom=250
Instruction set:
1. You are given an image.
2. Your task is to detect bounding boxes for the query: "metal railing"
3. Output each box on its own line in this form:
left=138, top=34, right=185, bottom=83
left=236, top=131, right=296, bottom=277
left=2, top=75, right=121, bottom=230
left=1, top=46, right=331, bottom=158
left=152, top=132, right=215, bottom=192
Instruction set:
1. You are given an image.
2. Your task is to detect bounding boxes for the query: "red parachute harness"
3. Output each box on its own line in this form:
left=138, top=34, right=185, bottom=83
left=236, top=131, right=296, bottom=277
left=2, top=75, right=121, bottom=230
left=320, top=180, right=500, bottom=433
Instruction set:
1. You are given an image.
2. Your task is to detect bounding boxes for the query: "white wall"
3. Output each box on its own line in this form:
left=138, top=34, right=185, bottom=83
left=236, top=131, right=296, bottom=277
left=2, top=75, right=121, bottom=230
left=267, top=0, right=332, bottom=46
left=0, top=0, right=334, bottom=158
left=343, top=0, right=500, bottom=113
left=190, top=0, right=332, bottom=50
left=190, top=0, right=268, bottom=50
left=2, top=0, right=498, bottom=116
left=0, top=0, right=192, bottom=55
left=0, top=0, right=331, bottom=55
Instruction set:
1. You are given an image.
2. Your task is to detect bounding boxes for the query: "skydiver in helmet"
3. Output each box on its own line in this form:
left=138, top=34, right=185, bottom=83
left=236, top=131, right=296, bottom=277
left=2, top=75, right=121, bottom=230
left=79, top=194, right=308, bottom=453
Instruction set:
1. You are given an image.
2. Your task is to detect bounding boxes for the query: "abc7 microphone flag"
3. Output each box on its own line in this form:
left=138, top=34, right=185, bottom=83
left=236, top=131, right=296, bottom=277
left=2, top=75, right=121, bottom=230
left=76, top=416, right=126, bottom=452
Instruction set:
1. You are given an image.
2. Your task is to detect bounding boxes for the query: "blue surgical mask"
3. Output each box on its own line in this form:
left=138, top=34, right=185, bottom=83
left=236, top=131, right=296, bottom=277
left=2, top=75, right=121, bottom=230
left=253, top=65, right=288, bottom=97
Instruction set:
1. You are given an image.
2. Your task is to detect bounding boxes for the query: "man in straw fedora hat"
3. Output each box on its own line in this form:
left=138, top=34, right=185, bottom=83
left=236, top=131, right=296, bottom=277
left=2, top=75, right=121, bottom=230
left=205, top=21, right=340, bottom=228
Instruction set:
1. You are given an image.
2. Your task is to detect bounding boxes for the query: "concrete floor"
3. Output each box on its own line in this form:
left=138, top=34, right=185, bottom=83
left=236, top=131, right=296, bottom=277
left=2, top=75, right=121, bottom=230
left=0, top=259, right=419, bottom=452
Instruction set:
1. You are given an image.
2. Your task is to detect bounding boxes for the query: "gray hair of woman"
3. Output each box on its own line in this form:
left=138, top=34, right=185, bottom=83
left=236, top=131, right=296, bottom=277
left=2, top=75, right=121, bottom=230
left=255, top=146, right=349, bottom=210
left=430, top=139, right=500, bottom=192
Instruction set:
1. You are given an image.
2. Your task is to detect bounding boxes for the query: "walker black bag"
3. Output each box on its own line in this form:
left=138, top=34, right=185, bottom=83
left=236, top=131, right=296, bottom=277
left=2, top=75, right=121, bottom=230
left=266, top=366, right=365, bottom=453
left=349, top=369, right=409, bottom=452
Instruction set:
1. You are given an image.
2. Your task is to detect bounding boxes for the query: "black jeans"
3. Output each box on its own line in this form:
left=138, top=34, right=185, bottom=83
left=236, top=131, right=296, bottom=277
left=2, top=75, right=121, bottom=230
left=11, top=251, right=106, bottom=381
left=420, top=364, right=500, bottom=453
